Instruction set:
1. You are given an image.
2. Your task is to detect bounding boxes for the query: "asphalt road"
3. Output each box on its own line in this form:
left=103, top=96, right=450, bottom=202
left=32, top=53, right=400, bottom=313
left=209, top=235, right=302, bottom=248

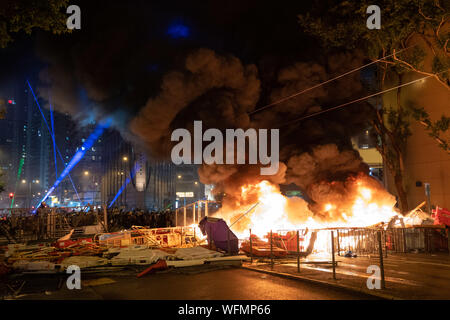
left=14, top=267, right=376, bottom=300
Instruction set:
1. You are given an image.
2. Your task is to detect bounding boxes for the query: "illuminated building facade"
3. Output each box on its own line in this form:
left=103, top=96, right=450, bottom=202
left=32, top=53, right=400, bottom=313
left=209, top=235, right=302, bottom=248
left=100, top=130, right=176, bottom=210
left=174, top=164, right=205, bottom=208
left=0, top=76, right=52, bottom=208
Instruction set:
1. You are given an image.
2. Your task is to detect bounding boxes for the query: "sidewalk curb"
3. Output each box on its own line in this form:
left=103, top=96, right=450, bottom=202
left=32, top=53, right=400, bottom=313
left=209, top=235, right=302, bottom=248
left=241, top=265, right=401, bottom=300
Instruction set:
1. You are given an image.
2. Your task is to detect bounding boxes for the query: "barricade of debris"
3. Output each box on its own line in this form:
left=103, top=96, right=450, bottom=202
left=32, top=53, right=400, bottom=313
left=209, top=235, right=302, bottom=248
left=0, top=219, right=249, bottom=281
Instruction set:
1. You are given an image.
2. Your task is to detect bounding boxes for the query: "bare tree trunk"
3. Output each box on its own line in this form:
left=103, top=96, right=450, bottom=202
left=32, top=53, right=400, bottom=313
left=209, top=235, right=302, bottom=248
left=394, top=171, right=409, bottom=213
left=373, top=68, right=410, bottom=214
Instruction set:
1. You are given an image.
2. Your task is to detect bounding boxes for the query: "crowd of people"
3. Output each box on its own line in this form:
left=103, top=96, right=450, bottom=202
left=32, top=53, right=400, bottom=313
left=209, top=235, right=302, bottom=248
left=48, top=206, right=176, bottom=230
left=107, top=208, right=175, bottom=230
left=0, top=206, right=177, bottom=241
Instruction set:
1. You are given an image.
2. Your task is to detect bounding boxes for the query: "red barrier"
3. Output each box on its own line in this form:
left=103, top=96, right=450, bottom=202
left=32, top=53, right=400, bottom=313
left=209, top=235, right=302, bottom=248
left=433, top=207, right=450, bottom=227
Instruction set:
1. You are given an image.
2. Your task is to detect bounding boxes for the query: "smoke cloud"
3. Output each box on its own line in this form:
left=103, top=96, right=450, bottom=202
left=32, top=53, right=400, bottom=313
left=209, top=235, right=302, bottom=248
left=33, top=2, right=388, bottom=225
left=130, top=48, right=260, bottom=157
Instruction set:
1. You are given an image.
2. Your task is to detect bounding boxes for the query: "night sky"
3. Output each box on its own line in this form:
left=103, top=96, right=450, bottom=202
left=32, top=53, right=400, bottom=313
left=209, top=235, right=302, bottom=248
left=0, top=1, right=374, bottom=202
left=0, top=1, right=319, bottom=96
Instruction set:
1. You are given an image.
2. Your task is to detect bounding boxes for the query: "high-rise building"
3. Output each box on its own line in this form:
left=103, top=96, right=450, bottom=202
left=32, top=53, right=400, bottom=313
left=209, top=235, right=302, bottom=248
left=66, top=122, right=103, bottom=206
left=1, top=75, right=179, bottom=210
left=48, top=111, right=79, bottom=206
left=0, top=76, right=52, bottom=208
left=100, top=129, right=176, bottom=210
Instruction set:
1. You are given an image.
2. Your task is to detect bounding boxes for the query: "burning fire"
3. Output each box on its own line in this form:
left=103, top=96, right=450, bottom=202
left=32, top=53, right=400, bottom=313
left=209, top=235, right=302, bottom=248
left=223, top=178, right=399, bottom=239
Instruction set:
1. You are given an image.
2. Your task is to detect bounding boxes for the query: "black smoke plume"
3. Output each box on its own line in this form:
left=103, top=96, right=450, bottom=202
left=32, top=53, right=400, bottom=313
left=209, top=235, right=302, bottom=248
left=33, top=2, right=391, bottom=223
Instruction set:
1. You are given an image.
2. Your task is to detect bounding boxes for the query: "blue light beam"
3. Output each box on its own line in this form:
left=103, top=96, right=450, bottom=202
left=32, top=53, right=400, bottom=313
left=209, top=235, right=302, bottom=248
left=26, top=80, right=81, bottom=202
left=49, top=101, right=58, bottom=186
left=34, top=119, right=111, bottom=212
left=108, top=162, right=141, bottom=208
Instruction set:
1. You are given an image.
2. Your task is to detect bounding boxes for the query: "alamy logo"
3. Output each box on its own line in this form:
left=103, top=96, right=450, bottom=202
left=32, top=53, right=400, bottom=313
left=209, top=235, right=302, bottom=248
left=66, top=5, right=81, bottom=30
left=171, top=121, right=279, bottom=175
left=66, top=265, right=81, bottom=289
left=366, top=5, right=381, bottom=30
left=366, top=265, right=381, bottom=289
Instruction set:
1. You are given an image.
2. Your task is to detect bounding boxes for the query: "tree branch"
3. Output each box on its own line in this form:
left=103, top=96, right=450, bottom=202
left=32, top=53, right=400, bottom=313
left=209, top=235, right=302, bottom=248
left=393, top=49, right=450, bottom=90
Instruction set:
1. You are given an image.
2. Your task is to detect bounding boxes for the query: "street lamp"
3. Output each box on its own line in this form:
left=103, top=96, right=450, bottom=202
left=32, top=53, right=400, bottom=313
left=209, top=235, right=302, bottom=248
left=122, top=157, right=129, bottom=207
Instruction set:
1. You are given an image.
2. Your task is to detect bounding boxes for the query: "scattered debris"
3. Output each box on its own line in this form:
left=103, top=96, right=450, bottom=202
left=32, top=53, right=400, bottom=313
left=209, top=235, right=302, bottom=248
left=344, top=250, right=357, bottom=258
left=240, top=235, right=288, bottom=257
left=12, top=260, right=56, bottom=271
left=83, top=277, right=116, bottom=287
left=433, top=207, right=450, bottom=227
left=57, top=229, right=74, bottom=242
left=174, top=246, right=223, bottom=260
left=137, top=260, right=168, bottom=278
left=60, top=256, right=109, bottom=269
left=110, top=248, right=169, bottom=266
left=0, top=225, right=244, bottom=281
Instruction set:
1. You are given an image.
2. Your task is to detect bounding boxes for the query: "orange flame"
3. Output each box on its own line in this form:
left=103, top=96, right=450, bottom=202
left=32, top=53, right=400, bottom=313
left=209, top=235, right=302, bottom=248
left=221, top=179, right=399, bottom=239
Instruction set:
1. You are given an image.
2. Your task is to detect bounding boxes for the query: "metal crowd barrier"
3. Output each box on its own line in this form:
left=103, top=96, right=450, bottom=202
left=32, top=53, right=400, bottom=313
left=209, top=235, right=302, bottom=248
left=0, top=206, right=104, bottom=242
left=174, top=200, right=221, bottom=227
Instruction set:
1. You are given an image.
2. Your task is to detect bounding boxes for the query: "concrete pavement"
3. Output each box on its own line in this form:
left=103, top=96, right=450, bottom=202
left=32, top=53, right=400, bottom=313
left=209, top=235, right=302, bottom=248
left=243, top=252, right=450, bottom=299
left=7, top=267, right=376, bottom=300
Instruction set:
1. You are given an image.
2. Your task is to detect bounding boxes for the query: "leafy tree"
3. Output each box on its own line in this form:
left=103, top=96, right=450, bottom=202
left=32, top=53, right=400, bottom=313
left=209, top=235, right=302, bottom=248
left=0, top=0, right=70, bottom=48
left=298, top=0, right=450, bottom=213
left=298, top=0, right=449, bottom=88
left=411, top=106, right=450, bottom=152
